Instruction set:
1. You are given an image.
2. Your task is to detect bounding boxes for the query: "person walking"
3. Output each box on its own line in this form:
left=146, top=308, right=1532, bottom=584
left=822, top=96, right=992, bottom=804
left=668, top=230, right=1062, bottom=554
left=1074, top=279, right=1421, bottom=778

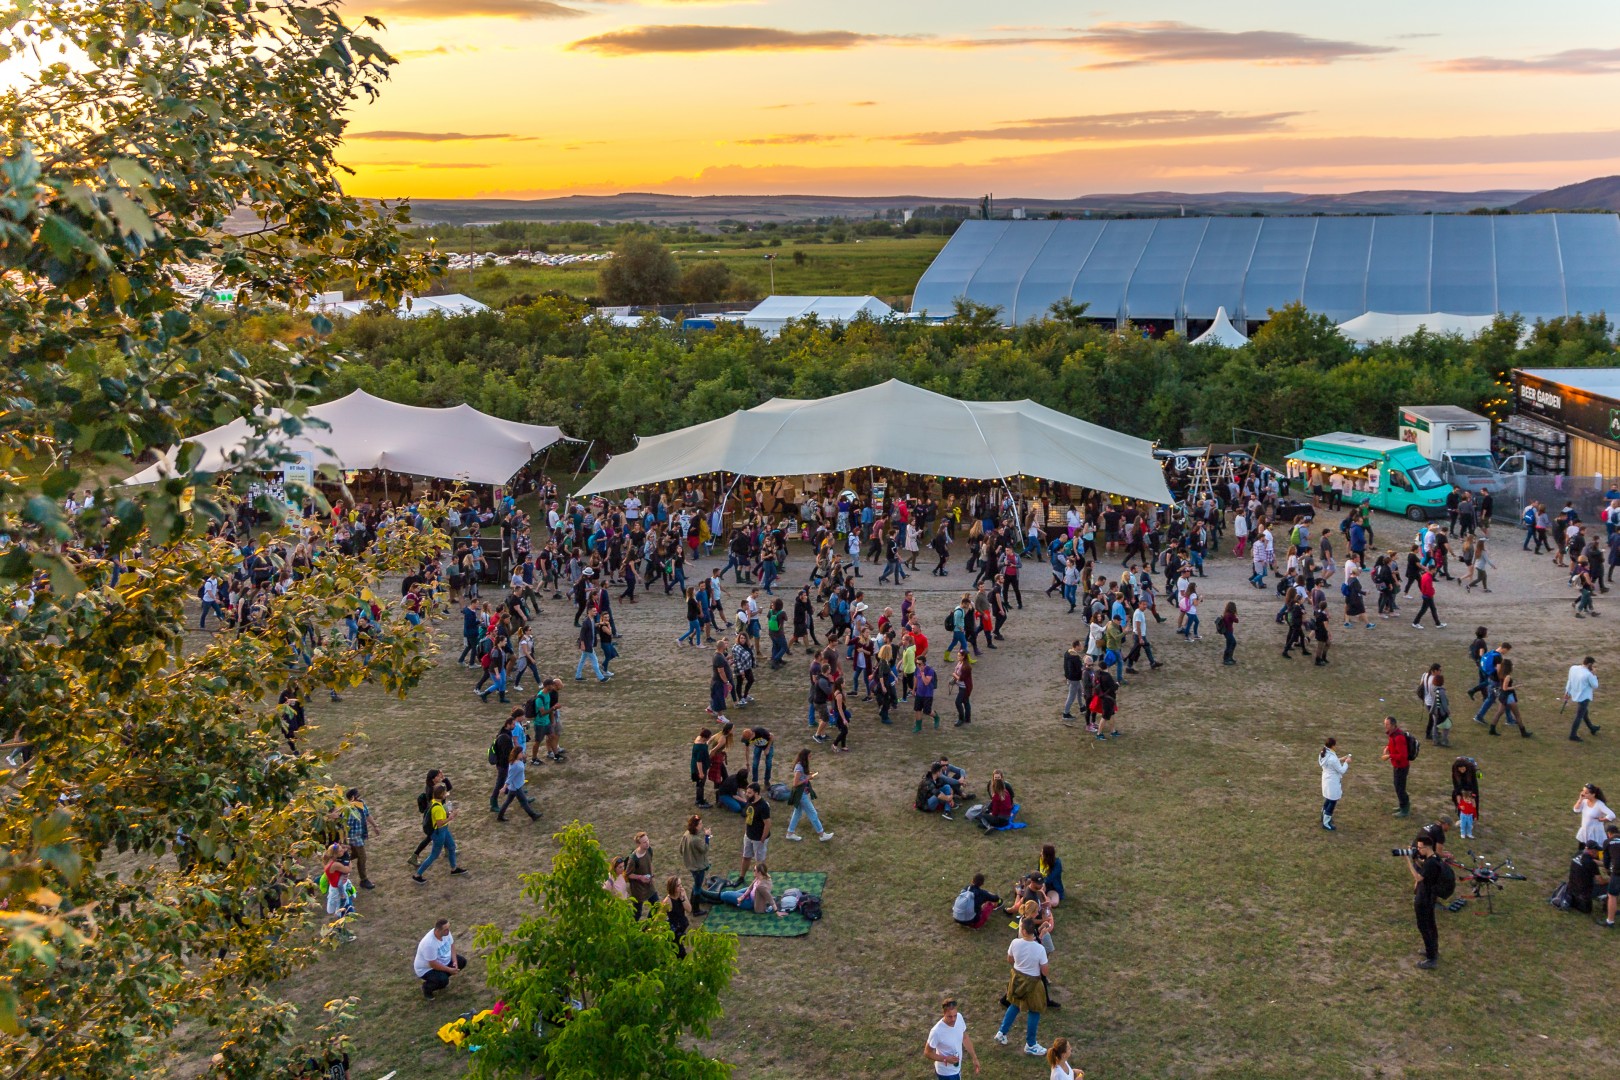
left=924, top=996, right=980, bottom=1080
left=1489, top=657, right=1532, bottom=738
left=1563, top=656, right=1602, bottom=741
left=785, top=748, right=834, bottom=843
left=575, top=612, right=609, bottom=682
left=488, top=712, right=516, bottom=812
left=994, top=917, right=1049, bottom=1057
left=1060, top=640, right=1086, bottom=720
left=1319, top=737, right=1350, bottom=831
left=495, top=745, right=541, bottom=822
left=1216, top=601, right=1239, bottom=665
left=1382, top=715, right=1412, bottom=818
left=344, top=788, right=378, bottom=890
left=1411, top=567, right=1445, bottom=629
left=412, top=784, right=468, bottom=883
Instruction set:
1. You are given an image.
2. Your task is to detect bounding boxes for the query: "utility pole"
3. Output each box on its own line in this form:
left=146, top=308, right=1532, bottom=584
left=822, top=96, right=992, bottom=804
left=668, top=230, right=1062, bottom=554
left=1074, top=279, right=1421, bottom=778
left=763, top=253, right=776, bottom=293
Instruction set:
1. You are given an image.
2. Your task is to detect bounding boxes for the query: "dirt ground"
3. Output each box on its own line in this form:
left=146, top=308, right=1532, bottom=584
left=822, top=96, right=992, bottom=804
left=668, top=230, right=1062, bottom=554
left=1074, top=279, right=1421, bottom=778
left=222, top=509, right=1620, bottom=1079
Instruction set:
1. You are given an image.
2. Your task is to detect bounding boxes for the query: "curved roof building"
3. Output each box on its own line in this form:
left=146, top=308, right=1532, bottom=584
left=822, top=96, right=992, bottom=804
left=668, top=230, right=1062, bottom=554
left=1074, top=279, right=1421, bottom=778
left=910, top=214, right=1620, bottom=326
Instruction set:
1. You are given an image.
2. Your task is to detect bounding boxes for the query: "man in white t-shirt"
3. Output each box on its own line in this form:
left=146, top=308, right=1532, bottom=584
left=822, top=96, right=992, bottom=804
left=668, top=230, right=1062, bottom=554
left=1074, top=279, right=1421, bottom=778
left=624, top=493, right=642, bottom=522
left=924, top=995, right=978, bottom=1078
left=414, top=918, right=467, bottom=999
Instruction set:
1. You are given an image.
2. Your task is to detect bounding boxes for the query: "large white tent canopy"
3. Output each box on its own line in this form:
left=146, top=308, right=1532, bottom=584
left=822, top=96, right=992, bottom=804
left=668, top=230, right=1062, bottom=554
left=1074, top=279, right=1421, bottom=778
left=1191, top=306, right=1249, bottom=347
left=577, top=379, right=1172, bottom=504
left=1336, top=310, right=1499, bottom=343
left=126, top=389, right=572, bottom=487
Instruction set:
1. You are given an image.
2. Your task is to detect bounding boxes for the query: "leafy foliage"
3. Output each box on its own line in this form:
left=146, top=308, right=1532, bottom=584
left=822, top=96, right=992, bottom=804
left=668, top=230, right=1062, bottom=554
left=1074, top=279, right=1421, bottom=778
left=1, top=1, right=441, bottom=1075
left=597, top=233, right=680, bottom=305
left=472, top=821, right=737, bottom=1080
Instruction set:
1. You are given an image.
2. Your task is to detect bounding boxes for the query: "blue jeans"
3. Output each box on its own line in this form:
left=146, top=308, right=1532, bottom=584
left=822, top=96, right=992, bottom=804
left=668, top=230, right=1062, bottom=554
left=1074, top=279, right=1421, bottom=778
left=200, top=600, right=224, bottom=627
left=416, top=826, right=458, bottom=874
left=998, top=1003, right=1040, bottom=1046
left=1185, top=613, right=1200, bottom=637
left=718, top=794, right=745, bottom=813
left=575, top=649, right=605, bottom=680
left=480, top=668, right=507, bottom=699
left=788, top=793, right=825, bottom=835
left=947, top=629, right=970, bottom=657
left=1473, top=685, right=1496, bottom=724
left=751, top=743, right=775, bottom=785
left=769, top=633, right=789, bottom=666
left=678, top=618, right=703, bottom=644
left=1062, top=583, right=1077, bottom=608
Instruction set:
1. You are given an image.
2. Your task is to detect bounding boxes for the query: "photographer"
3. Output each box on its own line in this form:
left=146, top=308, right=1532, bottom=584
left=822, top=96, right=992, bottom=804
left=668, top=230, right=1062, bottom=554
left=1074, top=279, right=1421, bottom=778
left=1566, top=841, right=1606, bottom=915
left=1406, top=836, right=1444, bottom=969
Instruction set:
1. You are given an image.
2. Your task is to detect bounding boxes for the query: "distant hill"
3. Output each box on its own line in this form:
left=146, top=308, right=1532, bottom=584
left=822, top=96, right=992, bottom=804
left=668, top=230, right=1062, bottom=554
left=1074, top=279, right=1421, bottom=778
left=399, top=188, right=1540, bottom=226
left=1511, top=176, right=1620, bottom=212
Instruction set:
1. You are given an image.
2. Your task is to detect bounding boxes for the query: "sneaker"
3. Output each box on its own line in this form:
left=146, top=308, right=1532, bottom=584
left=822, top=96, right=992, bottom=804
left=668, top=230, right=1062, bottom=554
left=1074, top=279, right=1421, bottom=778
left=1416, top=958, right=1437, bottom=969
left=785, top=832, right=804, bottom=842
left=812, top=734, right=828, bottom=743
left=818, top=831, right=834, bottom=841
left=1436, top=622, right=1447, bottom=628
left=411, top=874, right=426, bottom=884
left=1025, top=1043, right=1047, bottom=1056
left=423, top=984, right=435, bottom=999
left=1591, top=726, right=1602, bottom=735
left=361, top=880, right=375, bottom=889
left=1411, top=622, right=1423, bottom=629
left=993, top=1032, right=1009, bottom=1047
left=1570, top=735, right=1584, bottom=742
left=941, top=812, right=954, bottom=820
left=450, top=867, right=469, bottom=876
left=1393, top=808, right=1410, bottom=817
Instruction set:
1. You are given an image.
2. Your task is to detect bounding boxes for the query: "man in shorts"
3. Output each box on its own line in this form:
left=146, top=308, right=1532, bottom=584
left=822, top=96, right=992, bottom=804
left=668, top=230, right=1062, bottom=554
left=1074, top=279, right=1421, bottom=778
left=739, top=782, right=771, bottom=880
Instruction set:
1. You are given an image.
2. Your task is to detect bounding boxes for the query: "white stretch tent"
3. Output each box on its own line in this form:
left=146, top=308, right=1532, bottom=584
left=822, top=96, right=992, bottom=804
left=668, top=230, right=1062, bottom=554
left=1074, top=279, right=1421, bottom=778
left=313, top=292, right=490, bottom=319
left=1191, top=306, right=1249, bottom=347
left=125, top=389, right=571, bottom=486
left=1336, top=311, right=1497, bottom=343
left=577, top=379, right=1171, bottom=504
left=742, top=295, right=895, bottom=337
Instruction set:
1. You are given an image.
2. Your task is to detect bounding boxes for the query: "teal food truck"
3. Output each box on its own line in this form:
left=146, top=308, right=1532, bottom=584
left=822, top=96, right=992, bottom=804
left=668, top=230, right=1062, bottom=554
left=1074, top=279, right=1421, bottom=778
left=1289, top=432, right=1455, bottom=521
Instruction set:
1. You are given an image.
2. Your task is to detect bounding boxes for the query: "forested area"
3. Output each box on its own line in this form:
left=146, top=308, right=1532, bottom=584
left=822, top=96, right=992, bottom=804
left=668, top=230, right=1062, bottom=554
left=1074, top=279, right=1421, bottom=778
left=207, top=299, right=1617, bottom=455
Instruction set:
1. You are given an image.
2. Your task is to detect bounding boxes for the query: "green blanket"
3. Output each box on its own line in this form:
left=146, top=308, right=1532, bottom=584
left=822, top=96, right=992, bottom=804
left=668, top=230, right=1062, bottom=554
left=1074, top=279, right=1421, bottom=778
left=698, top=872, right=826, bottom=938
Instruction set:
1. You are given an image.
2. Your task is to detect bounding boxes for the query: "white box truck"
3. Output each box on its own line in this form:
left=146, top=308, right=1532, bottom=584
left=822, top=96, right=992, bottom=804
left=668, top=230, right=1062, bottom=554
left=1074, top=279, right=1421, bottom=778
left=1397, top=406, right=1525, bottom=495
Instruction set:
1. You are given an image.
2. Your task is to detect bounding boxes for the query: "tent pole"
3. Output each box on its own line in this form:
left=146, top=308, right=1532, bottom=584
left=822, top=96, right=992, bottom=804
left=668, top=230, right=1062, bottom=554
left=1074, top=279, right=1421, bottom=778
left=1000, top=475, right=1021, bottom=535
left=572, top=439, right=595, bottom=480
left=382, top=470, right=389, bottom=503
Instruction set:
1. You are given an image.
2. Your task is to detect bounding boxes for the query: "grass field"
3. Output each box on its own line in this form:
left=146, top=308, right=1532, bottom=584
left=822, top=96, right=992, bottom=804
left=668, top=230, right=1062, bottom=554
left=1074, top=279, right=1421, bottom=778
left=439, top=235, right=948, bottom=309
left=239, top=515, right=1619, bottom=1079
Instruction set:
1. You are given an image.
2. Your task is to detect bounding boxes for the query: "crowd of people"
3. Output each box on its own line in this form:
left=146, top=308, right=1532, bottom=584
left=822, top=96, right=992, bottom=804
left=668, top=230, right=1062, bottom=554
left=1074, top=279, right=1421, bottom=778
left=122, top=460, right=1619, bottom=1071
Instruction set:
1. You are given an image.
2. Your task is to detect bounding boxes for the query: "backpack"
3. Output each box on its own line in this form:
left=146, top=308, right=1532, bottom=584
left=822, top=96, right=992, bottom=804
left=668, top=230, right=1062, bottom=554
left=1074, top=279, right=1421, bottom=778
left=488, top=738, right=501, bottom=766
left=1405, top=731, right=1421, bottom=762
left=768, top=782, right=790, bottom=802
left=952, top=887, right=978, bottom=922
left=524, top=696, right=537, bottom=719
left=1549, top=881, right=1572, bottom=910
left=1415, top=676, right=1428, bottom=703
left=943, top=611, right=954, bottom=632
left=1435, top=861, right=1456, bottom=900
left=798, top=896, right=822, bottom=921
left=1340, top=582, right=1350, bottom=597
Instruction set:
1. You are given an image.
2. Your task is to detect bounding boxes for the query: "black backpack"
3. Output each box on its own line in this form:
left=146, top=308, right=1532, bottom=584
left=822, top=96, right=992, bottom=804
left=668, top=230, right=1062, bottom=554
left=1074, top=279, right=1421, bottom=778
left=942, top=611, right=953, bottom=632
left=798, top=895, right=823, bottom=921
left=1435, top=861, right=1456, bottom=900
left=1404, top=731, right=1421, bottom=762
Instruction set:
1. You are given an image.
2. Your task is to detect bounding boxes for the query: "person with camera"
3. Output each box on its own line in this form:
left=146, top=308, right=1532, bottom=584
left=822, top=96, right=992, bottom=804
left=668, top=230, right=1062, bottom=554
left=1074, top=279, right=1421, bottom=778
left=1406, top=835, right=1445, bottom=968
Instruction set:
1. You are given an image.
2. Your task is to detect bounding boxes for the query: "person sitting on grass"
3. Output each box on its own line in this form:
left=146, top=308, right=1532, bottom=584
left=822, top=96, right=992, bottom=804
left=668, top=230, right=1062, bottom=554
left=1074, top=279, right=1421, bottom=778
left=981, top=776, right=1015, bottom=830
left=714, top=766, right=750, bottom=813
left=952, top=873, right=1002, bottom=929
left=716, top=863, right=788, bottom=917
left=916, top=764, right=959, bottom=820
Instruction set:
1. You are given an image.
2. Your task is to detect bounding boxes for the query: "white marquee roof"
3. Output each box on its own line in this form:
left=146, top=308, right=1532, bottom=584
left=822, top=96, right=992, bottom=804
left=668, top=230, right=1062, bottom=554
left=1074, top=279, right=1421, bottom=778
left=577, top=379, right=1171, bottom=504
left=742, top=295, right=895, bottom=331
left=125, top=389, right=571, bottom=487
left=1336, top=310, right=1499, bottom=343
left=1191, top=306, right=1249, bottom=347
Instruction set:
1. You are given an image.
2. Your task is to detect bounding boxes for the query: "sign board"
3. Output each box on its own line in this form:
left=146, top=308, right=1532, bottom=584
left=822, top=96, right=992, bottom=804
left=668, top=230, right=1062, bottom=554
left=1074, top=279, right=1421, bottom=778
left=1399, top=412, right=1430, bottom=433
left=280, top=450, right=316, bottom=511
left=1515, top=371, right=1620, bottom=452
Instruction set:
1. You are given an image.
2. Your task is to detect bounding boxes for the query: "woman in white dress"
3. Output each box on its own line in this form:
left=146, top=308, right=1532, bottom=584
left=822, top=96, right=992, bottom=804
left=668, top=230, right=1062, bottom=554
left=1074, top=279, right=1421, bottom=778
left=1574, top=783, right=1615, bottom=851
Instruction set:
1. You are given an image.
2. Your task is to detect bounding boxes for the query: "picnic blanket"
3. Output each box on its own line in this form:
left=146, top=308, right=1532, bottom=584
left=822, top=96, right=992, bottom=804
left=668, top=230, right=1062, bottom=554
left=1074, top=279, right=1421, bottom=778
left=699, top=871, right=827, bottom=938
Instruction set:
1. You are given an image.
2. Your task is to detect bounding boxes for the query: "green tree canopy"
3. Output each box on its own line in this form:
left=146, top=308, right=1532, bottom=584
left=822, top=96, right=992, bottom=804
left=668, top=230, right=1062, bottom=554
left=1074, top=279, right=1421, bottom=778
left=598, top=233, right=680, bottom=305
left=472, top=821, right=737, bottom=1080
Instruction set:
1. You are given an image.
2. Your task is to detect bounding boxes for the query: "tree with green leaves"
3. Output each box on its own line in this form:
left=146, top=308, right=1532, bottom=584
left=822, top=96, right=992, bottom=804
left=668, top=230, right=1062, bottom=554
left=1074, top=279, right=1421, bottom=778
left=598, top=232, right=680, bottom=306
left=472, top=821, right=737, bottom=1080
left=1, top=1, right=439, bottom=1076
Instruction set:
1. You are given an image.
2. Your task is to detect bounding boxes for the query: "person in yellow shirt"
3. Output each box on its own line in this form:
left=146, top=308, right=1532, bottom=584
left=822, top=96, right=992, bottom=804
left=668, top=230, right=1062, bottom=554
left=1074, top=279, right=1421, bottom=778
left=900, top=634, right=918, bottom=701
left=412, top=785, right=468, bottom=883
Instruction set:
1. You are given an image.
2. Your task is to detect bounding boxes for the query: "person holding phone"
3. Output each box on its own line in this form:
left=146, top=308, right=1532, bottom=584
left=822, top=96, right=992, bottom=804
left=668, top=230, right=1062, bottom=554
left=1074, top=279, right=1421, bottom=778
left=1319, top=737, right=1350, bottom=831
left=925, top=996, right=980, bottom=1078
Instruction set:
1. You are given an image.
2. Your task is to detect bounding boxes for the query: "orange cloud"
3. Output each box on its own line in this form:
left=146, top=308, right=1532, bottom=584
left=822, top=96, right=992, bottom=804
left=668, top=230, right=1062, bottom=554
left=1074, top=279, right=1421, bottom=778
left=896, top=110, right=1301, bottom=146
left=1434, top=47, right=1620, bottom=75
left=569, top=24, right=914, bottom=54
left=1066, top=21, right=1394, bottom=68
left=733, top=133, right=853, bottom=145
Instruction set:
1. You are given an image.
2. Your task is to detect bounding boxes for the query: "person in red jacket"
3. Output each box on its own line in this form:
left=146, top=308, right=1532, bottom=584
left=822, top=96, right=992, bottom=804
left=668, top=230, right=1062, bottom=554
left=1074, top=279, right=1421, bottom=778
left=1382, top=715, right=1412, bottom=817
left=1411, top=568, right=1446, bottom=629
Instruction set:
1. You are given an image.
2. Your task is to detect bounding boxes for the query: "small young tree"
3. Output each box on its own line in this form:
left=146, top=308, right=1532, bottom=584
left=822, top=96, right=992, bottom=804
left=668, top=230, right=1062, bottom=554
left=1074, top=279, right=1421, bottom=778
left=598, top=233, right=680, bottom=306
left=472, top=821, right=737, bottom=1080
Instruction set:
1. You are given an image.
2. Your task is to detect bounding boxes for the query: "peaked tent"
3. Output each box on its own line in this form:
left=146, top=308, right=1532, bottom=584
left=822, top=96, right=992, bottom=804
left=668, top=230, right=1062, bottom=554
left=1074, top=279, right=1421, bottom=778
left=576, top=379, right=1171, bottom=504
left=124, top=389, right=572, bottom=487
left=1191, top=306, right=1249, bottom=347
left=1336, top=310, right=1498, bottom=343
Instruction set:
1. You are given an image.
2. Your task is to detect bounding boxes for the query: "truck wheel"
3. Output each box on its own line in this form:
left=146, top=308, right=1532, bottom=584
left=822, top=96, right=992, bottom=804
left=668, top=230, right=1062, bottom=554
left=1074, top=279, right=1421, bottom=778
left=1407, top=506, right=1426, bottom=521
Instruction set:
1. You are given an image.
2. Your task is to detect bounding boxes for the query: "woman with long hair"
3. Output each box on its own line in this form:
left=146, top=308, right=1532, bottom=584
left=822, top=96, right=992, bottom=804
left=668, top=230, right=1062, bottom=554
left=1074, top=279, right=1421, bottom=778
left=1318, top=737, right=1350, bottom=831
left=1490, top=658, right=1532, bottom=738
left=786, top=748, right=834, bottom=842
left=1047, top=1036, right=1080, bottom=1080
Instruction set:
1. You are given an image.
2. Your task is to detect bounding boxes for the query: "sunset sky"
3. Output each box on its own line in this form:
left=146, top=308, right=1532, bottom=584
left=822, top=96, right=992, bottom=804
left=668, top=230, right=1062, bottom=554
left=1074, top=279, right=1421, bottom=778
left=339, top=1, right=1620, bottom=200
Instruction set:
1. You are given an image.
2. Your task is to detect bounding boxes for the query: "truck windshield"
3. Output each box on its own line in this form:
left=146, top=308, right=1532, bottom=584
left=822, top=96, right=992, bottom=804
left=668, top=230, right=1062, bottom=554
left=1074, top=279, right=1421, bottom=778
left=1448, top=453, right=1496, bottom=471
left=1409, top=463, right=1445, bottom=489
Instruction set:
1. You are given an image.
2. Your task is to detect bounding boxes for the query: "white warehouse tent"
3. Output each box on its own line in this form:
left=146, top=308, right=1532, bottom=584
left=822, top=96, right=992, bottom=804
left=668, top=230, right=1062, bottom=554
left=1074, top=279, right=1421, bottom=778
left=742, top=295, right=895, bottom=337
left=125, top=389, right=572, bottom=487
left=1191, top=306, right=1249, bottom=347
left=1336, top=311, right=1499, bottom=343
left=577, top=379, right=1172, bottom=504
left=313, top=292, right=490, bottom=319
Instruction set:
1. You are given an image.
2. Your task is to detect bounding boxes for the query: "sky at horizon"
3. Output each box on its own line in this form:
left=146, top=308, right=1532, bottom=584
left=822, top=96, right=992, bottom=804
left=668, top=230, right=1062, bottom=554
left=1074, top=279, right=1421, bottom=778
left=338, top=1, right=1620, bottom=200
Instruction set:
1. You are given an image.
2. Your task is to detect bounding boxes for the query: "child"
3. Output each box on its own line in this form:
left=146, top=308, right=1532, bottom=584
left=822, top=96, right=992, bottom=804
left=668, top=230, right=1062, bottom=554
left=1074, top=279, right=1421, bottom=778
left=1457, top=791, right=1477, bottom=839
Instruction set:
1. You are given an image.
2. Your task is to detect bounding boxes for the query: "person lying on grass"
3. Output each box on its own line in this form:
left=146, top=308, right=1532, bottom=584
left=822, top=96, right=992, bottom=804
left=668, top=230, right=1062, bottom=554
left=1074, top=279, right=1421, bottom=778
left=716, top=863, right=789, bottom=916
